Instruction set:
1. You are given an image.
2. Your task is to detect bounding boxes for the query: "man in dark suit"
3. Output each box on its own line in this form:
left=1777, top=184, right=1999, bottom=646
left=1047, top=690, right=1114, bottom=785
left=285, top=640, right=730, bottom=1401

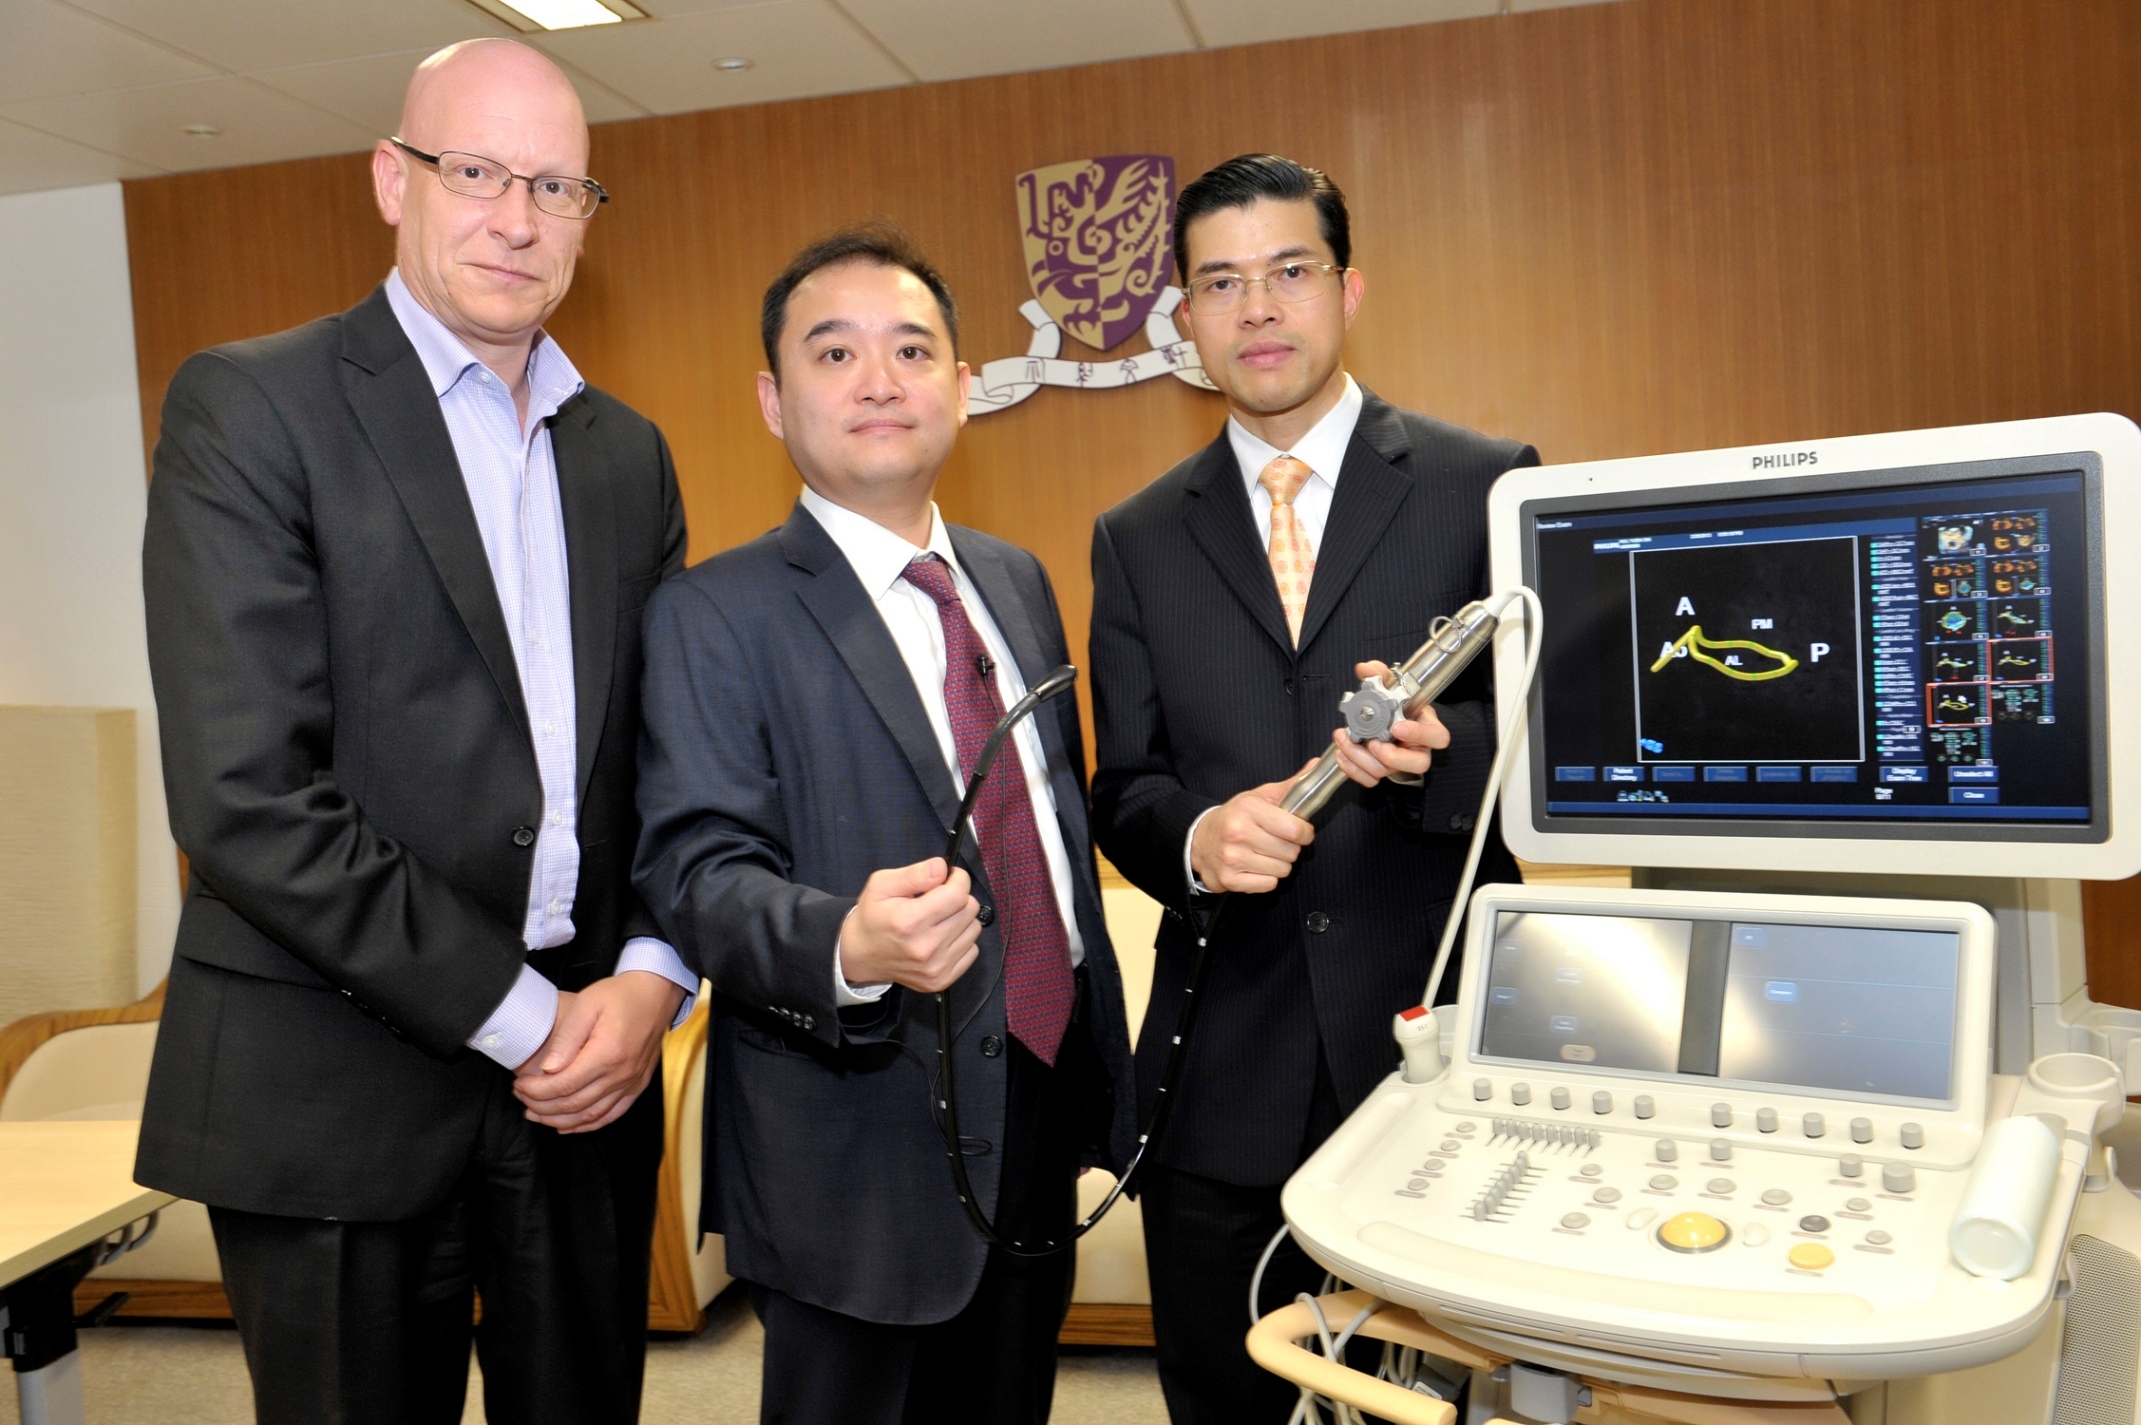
left=634, top=227, right=1137, bottom=1425
left=138, top=40, right=694, bottom=1424
left=1090, top=155, right=1540, bottom=1422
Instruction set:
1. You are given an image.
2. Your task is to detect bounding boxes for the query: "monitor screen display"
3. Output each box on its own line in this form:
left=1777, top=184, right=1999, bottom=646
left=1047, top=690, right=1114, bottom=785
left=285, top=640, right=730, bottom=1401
left=1524, top=462, right=2102, bottom=839
left=1476, top=912, right=1962, bottom=1103
left=1477, top=912, right=1691, bottom=1073
left=1716, top=922, right=1958, bottom=1100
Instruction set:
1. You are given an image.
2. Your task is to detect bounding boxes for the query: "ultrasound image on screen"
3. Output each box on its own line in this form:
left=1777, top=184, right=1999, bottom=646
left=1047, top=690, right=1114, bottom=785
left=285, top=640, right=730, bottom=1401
left=1631, top=538, right=1865, bottom=764
left=1478, top=912, right=1691, bottom=1072
left=1717, top=922, right=1959, bottom=1101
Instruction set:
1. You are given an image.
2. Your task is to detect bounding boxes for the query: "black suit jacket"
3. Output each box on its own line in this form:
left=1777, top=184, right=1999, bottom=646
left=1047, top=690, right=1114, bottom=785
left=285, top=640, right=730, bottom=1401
left=1090, top=390, right=1538, bottom=1185
left=633, top=503, right=1137, bottom=1326
left=137, top=285, right=685, bottom=1220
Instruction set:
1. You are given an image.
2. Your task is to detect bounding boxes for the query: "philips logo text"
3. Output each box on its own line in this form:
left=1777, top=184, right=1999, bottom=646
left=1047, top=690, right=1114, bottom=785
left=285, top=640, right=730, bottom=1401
left=1752, top=450, right=1819, bottom=470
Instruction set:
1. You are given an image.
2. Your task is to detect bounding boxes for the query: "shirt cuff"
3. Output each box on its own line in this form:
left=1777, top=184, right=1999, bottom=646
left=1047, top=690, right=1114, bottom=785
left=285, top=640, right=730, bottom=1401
left=834, top=907, right=891, bottom=1007
left=1184, top=806, right=1219, bottom=895
left=618, top=937, right=701, bottom=1027
left=468, top=964, right=559, bottom=1070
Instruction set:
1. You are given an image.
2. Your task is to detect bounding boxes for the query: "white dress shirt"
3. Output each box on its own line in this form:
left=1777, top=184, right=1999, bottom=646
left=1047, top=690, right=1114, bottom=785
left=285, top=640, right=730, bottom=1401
left=797, top=487, right=1086, bottom=1005
left=1185, top=374, right=1367, bottom=892
left=384, top=271, right=698, bottom=1069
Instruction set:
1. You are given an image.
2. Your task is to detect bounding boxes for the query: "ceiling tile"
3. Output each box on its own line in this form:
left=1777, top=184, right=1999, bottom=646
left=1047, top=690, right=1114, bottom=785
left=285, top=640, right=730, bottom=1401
left=531, top=56, right=655, bottom=123
left=0, top=115, right=157, bottom=194
left=637, top=0, right=799, bottom=13
left=246, top=50, right=435, bottom=141
left=834, top=0, right=1193, bottom=82
left=249, top=46, right=648, bottom=139
left=0, top=0, right=214, bottom=105
left=1182, top=0, right=1498, bottom=49
left=51, top=0, right=515, bottom=74
left=532, top=1, right=910, bottom=115
left=0, top=75, right=379, bottom=172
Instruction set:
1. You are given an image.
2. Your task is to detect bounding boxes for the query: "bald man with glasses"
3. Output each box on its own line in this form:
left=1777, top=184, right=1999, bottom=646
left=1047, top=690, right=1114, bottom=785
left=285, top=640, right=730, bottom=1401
left=139, top=39, right=690, bottom=1424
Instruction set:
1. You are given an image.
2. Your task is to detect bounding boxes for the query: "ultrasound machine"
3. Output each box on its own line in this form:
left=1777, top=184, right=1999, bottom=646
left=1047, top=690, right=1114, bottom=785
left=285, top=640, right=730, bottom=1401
left=1249, top=414, right=2141, bottom=1425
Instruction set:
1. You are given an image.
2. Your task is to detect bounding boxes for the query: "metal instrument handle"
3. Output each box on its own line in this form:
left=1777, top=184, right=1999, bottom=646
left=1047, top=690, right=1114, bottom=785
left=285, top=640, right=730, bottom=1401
left=1278, top=599, right=1503, bottom=824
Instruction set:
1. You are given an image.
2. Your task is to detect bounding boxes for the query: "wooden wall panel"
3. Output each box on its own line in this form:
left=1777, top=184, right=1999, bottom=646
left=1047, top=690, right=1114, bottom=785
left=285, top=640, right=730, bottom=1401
left=121, top=0, right=2141, bottom=998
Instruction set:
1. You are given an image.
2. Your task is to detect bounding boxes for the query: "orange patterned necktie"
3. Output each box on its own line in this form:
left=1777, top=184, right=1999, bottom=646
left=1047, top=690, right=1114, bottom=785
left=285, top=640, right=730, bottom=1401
left=1260, top=454, right=1316, bottom=644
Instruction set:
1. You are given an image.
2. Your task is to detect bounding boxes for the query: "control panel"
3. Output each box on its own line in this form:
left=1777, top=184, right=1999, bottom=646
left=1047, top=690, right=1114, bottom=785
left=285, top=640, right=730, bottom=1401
left=1283, top=886, right=2106, bottom=1385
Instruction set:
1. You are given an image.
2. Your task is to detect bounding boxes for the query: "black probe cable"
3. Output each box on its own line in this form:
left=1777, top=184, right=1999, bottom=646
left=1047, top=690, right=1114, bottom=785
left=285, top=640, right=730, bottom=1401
left=932, top=663, right=1239, bottom=1257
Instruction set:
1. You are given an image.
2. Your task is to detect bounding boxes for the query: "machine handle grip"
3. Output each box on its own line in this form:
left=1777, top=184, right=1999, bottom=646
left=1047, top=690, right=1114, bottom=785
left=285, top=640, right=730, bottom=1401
left=1245, top=1297, right=1458, bottom=1425
left=1950, top=1113, right=2063, bottom=1280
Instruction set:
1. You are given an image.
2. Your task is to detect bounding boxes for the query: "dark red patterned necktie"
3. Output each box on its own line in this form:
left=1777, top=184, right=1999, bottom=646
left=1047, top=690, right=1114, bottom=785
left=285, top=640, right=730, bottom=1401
left=901, top=555, right=1074, bottom=1065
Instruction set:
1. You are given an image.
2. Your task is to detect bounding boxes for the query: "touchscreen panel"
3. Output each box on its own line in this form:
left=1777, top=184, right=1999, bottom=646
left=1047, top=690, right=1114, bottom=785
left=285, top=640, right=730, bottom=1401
left=1716, top=922, right=1959, bottom=1101
left=1478, top=912, right=1691, bottom=1072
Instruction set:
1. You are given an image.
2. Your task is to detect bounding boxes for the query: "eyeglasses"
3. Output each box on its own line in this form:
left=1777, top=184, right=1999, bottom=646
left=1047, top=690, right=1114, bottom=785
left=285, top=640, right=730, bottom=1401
left=390, top=138, right=608, bottom=221
left=1183, top=261, right=1345, bottom=314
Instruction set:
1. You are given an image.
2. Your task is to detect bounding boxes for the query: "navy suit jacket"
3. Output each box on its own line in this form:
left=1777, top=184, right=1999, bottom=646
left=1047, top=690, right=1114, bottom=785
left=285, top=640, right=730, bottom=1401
left=634, top=501, right=1136, bottom=1325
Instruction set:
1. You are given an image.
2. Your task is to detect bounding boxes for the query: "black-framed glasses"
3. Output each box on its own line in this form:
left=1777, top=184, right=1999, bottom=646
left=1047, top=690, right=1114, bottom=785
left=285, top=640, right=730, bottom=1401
left=391, top=138, right=608, bottom=220
left=1183, top=261, right=1346, bottom=314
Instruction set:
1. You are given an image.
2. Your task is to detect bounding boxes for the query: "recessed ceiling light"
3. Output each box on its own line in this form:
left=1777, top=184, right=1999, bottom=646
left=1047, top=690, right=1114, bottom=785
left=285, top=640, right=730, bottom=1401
left=713, top=56, right=754, bottom=72
left=181, top=123, right=222, bottom=138
left=463, top=0, right=646, bottom=32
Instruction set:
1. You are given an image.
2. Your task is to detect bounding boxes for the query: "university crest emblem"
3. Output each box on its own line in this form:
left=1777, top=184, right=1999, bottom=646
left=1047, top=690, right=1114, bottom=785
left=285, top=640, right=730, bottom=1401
left=1018, top=155, right=1175, bottom=352
left=968, top=154, right=1215, bottom=414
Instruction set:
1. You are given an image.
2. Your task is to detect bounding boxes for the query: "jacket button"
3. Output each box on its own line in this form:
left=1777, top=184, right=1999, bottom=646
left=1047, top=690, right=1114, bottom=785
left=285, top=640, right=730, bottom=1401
left=1448, top=813, right=1476, bottom=833
left=976, top=902, right=995, bottom=927
left=1306, top=912, right=1331, bottom=933
left=512, top=826, right=536, bottom=848
left=980, top=1035, right=1003, bottom=1058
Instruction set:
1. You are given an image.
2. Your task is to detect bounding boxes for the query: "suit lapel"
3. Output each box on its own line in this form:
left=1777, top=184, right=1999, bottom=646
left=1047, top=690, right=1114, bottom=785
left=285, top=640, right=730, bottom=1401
left=553, top=396, right=616, bottom=801
left=341, top=291, right=530, bottom=741
left=1295, top=391, right=1415, bottom=654
left=1181, top=436, right=1296, bottom=659
left=783, top=507, right=964, bottom=831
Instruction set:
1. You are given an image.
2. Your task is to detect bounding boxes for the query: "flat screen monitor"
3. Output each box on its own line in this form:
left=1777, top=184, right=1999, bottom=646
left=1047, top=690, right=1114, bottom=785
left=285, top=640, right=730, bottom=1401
left=1487, top=415, right=2141, bottom=878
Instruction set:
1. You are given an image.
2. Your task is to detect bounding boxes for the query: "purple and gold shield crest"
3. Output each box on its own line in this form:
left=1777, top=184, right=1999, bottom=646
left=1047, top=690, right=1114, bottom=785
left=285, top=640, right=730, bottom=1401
left=1017, top=155, right=1176, bottom=353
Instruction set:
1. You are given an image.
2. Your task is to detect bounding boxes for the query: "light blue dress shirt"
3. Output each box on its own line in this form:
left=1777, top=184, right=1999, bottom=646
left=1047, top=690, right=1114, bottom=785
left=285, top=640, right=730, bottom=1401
left=384, top=271, right=697, bottom=1070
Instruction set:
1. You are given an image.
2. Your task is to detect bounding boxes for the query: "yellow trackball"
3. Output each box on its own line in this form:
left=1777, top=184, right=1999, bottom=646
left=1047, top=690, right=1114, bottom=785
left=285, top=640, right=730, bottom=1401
left=1657, top=1212, right=1731, bottom=1253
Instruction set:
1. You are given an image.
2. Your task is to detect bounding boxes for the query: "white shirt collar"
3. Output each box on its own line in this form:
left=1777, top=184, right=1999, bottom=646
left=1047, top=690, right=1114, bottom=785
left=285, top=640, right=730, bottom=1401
left=384, top=268, right=584, bottom=417
left=798, top=486, right=962, bottom=598
left=1226, top=372, right=1364, bottom=493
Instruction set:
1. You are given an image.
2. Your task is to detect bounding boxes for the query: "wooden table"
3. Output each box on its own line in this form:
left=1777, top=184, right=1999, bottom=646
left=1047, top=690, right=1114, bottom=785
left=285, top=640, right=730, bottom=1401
left=1, top=1122, right=174, bottom=1425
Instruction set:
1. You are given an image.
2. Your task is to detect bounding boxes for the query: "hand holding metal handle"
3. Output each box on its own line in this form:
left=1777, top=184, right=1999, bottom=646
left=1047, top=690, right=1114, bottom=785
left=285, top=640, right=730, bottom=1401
left=1280, top=594, right=1511, bottom=825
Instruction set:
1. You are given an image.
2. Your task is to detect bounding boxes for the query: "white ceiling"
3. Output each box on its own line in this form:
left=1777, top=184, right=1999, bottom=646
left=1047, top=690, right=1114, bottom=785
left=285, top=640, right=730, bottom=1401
left=0, top=0, right=1616, bottom=197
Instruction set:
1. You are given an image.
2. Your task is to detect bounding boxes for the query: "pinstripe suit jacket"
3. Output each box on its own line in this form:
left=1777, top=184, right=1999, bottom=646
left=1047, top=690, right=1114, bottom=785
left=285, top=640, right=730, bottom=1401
left=1090, top=389, right=1538, bottom=1185
left=633, top=503, right=1137, bottom=1324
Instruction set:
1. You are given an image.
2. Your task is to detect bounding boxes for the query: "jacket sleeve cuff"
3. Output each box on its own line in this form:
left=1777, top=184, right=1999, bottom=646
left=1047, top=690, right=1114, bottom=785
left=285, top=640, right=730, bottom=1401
left=618, top=937, right=701, bottom=1027
left=467, top=964, right=559, bottom=1069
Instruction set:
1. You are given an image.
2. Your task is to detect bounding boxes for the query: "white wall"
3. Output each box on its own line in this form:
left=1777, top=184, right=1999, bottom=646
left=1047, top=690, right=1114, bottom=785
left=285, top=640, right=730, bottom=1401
left=0, top=182, right=179, bottom=996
